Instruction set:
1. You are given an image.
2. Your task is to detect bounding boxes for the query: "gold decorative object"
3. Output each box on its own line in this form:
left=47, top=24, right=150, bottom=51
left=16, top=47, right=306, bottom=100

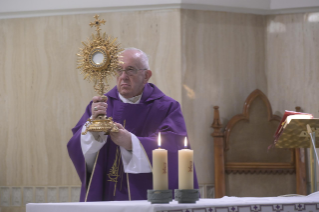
left=77, top=15, right=123, bottom=135
left=275, top=119, right=319, bottom=148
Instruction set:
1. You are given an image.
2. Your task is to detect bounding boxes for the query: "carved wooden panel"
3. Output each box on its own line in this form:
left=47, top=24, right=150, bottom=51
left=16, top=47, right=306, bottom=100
left=212, top=89, right=306, bottom=197
left=224, top=89, right=293, bottom=174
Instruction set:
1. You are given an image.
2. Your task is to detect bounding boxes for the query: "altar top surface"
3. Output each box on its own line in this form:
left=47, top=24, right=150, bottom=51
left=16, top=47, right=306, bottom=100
left=27, top=192, right=319, bottom=212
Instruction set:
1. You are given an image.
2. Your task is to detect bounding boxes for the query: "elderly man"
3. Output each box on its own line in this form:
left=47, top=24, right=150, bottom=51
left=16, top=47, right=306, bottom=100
left=67, top=48, right=198, bottom=202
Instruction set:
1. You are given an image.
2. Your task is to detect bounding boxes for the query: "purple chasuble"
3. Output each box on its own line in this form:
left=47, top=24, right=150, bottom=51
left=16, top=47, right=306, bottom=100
left=67, top=83, right=198, bottom=202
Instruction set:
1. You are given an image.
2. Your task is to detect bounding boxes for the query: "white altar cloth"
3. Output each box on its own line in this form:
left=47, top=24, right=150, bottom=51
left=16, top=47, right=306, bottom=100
left=26, top=192, right=319, bottom=212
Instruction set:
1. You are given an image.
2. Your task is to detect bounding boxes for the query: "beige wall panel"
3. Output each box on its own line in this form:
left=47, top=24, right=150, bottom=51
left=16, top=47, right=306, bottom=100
left=103, top=9, right=182, bottom=102
left=226, top=173, right=296, bottom=197
left=181, top=10, right=266, bottom=184
left=265, top=12, right=319, bottom=186
left=266, top=13, right=319, bottom=118
left=0, top=9, right=181, bottom=188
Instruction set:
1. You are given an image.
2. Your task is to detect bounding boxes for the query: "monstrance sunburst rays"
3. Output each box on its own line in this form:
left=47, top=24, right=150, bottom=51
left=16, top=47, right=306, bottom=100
left=77, top=15, right=123, bottom=135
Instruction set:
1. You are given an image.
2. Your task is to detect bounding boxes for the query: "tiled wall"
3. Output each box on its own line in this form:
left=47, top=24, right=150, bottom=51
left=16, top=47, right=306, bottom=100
left=0, top=185, right=215, bottom=208
left=0, top=186, right=80, bottom=208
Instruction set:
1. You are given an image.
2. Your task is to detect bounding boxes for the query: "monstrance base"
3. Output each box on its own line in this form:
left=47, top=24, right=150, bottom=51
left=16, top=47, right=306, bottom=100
left=82, top=116, right=119, bottom=135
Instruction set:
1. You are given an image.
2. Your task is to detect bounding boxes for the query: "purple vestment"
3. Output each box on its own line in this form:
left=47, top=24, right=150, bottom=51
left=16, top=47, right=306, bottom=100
left=67, top=83, right=198, bottom=201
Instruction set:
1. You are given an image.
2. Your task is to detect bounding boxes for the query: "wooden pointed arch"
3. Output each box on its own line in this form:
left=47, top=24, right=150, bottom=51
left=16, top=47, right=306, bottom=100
left=212, top=89, right=307, bottom=198
left=224, top=89, right=281, bottom=150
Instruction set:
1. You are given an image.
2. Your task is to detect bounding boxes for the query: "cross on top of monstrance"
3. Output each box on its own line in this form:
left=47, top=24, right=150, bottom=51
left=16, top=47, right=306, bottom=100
left=77, top=14, right=123, bottom=135
left=89, top=15, right=106, bottom=35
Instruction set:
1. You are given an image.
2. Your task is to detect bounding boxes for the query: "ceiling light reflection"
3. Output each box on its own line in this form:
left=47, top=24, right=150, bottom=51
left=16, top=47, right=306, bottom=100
left=307, top=13, right=319, bottom=23
left=267, top=21, right=286, bottom=34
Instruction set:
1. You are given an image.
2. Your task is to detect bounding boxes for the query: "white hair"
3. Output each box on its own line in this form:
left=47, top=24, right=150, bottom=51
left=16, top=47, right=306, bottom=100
left=121, top=47, right=150, bottom=70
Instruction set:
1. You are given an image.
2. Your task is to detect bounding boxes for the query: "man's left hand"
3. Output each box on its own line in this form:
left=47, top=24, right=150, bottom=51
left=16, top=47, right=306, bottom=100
left=109, top=123, right=132, bottom=151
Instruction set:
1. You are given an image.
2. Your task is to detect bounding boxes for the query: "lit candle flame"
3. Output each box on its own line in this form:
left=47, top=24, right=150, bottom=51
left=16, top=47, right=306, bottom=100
left=158, top=132, right=161, bottom=148
left=184, top=137, right=188, bottom=148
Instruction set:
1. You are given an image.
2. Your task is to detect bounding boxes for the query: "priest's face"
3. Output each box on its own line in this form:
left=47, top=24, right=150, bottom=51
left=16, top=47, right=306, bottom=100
left=116, top=50, right=152, bottom=98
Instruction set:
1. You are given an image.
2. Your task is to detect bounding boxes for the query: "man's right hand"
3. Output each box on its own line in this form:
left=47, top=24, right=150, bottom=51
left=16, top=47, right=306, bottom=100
left=91, top=96, right=108, bottom=119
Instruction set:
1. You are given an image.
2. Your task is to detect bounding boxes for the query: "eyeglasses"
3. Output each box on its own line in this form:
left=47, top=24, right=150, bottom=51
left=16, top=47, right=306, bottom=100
left=116, top=67, right=147, bottom=76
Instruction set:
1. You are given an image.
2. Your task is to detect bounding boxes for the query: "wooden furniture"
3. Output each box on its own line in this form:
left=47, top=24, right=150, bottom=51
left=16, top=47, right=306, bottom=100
left=212, top=89, right=307, bottom=198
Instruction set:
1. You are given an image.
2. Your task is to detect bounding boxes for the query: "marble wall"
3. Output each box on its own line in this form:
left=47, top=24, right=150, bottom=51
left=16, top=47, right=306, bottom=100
left=265, top=13, right=319, bottom=120
left=265, top=12, right=319, bottom=190
left=181, top=10, right=267, bottom=185
left=181, top=9, right=319, bottom=190
left=0, top=9, right=182, bottom=211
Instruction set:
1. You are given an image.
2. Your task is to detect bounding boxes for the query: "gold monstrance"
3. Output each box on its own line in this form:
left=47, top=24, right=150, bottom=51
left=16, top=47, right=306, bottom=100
left=77, top=15, right=123, bottom=135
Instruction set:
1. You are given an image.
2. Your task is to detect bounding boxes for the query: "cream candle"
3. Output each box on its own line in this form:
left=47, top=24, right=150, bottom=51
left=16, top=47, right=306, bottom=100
left=178, top=137, right=194, bottom=189
left=152, top=132, right=168, bottom=190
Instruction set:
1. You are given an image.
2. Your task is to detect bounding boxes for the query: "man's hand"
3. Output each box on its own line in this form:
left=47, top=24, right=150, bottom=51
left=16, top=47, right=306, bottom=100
left=110, top=123, right=132, bottom=151
left=91, top=96, right=107, bottom=119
